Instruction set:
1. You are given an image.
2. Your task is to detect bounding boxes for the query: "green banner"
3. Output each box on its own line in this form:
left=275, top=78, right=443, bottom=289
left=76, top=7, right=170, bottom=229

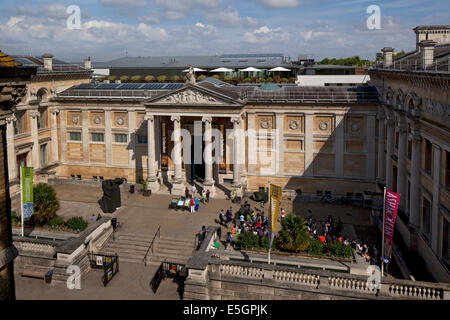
left=21, top=166, right=34, bottom=221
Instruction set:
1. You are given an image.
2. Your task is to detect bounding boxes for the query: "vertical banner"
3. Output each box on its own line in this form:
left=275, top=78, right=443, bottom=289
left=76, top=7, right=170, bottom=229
left=268, top=183, right=282, bottom=250
left=161, top=122, right=168, bottom=169
left=21, top=166, right=34, bottom=221
left=383, top=189, right=400, bottom=259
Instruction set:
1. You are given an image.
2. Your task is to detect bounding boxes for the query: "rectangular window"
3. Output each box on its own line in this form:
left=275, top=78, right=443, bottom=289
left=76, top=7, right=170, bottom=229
left=137, top=135, right=147, bottom=144
left=69, top=132, right=82, bottom=141
left=422, top=197, right=431, bottom=241
left=40, top=144, right=47, bottom=167
left=38, top=108, right=46, bottom=129
left=424, top=139, right=432, bottom=174
left=14, top=110, right=25, bottom=135
left=114, top=134, right=128, bottom=143
left=91, top=133, right=104, bottom=142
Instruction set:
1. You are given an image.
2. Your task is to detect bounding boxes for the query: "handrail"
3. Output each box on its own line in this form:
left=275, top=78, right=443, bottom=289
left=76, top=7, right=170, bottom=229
left=143, top=225, right=161, bottom=267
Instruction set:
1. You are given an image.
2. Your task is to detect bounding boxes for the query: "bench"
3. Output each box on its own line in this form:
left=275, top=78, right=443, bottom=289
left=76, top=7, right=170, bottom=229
left=22, top=270, right=47, bottom=280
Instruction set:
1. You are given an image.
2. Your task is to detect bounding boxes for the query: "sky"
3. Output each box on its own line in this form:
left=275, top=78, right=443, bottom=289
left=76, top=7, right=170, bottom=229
left=0, top=0, right=449, bottom=62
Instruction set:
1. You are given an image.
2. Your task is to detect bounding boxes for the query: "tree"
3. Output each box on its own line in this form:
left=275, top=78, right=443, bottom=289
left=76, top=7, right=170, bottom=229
left=33, top=184, right=59, bottom=225
left=393, top=50, right=406, bottom=59
left=276, top=214, right=310, bottom=253
left=157, top=75, right=168, bottom=82
left=131, top=75, right=142, bottom=82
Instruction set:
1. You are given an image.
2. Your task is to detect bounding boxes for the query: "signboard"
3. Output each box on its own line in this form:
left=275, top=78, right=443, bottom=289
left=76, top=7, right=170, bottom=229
left=21, top=166, right=34, bottom=221
left=268, top=183, right=282, bottom=249
left=96, top=256, right=103, bottom=266
left=383, top=189, right=400, bottom=259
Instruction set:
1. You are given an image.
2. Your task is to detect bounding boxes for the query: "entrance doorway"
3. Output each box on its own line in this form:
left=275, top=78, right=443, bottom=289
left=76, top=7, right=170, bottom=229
left=191, top=134, right=205, bottom=182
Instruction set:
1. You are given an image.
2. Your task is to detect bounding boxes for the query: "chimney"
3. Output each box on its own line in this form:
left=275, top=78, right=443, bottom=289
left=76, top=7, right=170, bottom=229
left=419, top=40, right=437, bottom=69
left=381, top=47, right=394, bottom=68
left=84, top=57, right=92, bottom=70
left=42, top=53, right=53, bottom=71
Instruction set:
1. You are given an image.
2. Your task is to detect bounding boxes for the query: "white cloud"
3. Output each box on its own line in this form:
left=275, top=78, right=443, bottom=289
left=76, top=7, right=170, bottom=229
left=244, top=16, right=261, bottom=28
left=100, top=0, right=148, bottom=7
left=154, top=0, right=221, bottom=12
left=258, top=0, right=302, bottom=8
left=204, top=7, right=242, bottom=27
left=242, top=25, right=289, bottom=44
left=195, top=22, right=206, bottom=28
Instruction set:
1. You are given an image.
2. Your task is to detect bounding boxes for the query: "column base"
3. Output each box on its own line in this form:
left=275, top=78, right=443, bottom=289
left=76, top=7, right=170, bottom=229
left=171, top=180, right=185, bottom=196
left=147, top=178, right=161, bottom=193
left=231, top=183, right=243, bottom=198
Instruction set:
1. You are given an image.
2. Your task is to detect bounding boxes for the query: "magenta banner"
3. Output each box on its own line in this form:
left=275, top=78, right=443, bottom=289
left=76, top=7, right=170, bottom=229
left=383, top=189, right=400, bottom=259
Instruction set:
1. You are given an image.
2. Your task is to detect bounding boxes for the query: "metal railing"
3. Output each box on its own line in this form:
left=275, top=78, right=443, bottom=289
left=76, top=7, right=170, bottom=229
left=242, top=90, right=379, bottom=102
left=37, top=64, right=88, bottom=73
left=373, top=59, right=450, bottom=73
left=58, top=89, right=166, bottom=99
left=143, top=225, right=161, bottom=267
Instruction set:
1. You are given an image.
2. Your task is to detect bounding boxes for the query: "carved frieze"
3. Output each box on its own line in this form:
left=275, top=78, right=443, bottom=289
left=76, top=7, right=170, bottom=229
left=160, top=89, right=220, bottom=104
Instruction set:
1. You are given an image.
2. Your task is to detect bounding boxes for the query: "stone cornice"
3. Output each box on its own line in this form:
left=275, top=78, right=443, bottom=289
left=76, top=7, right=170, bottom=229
left=369, top=69, right=450, bottom=90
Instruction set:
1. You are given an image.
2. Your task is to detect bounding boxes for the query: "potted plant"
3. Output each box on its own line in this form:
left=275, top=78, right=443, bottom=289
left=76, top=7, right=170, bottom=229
left=141, top=180, right=151, bottom=197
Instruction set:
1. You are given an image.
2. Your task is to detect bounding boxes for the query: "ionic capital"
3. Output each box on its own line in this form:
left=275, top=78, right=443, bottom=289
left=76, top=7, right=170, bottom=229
left=231, top=116, right=241, bottom=125
left=6, top=115, right=16, bottom=124
left=50, top=107, right=60, bottom=115
left=170, top=115, right=181, bottom=123
left=30, top=110, right=40, bottom=118
left=202, top=116, right=212, bottom=124
left=144, top=114, right=154, bottom=122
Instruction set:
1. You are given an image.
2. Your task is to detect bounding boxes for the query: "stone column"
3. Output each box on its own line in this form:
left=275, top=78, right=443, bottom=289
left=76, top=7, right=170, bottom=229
left=431, top=144, right=441, bottom=252
left=30, top=110, right=40, bottom=169
left=145, top=113, right=160, bottom=192
left=334, top=114, right=344, bottom=177
left=247, top=113, right=256, bottom=174
left=275, top=113, right=284, bottom=176
left=60, top=110, right=67, bottom=162
left=202, top=116, right=215, bottom=196
left=50, top=108, right=59, bottom=163
left=366, top=114, right=376, bottom=180
left=128, top=110, right=136, bottom=170
left=104, top=110, right=112, bottom=166
left=231, top=116, right=243, bottom=197
left=240, top=114, right=247, bottom=186
left=409, top=132, right=421, bottom=230
left=82, top=110, right=89, bottom=163
left=385, top=114, right=395, bottom=190
left=396, top=119, right=407, bottom=209
left=377, top=111, right=386, bottom=183
left=170, top=115, right=184, bottom=195
left=6, top=116, right=16, bottom=181
left=304, top=113, right=314, bottom=177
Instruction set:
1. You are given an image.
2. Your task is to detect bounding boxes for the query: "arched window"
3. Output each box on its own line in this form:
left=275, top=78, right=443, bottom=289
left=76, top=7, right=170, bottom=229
left=37, top=88, right=49, bottom=103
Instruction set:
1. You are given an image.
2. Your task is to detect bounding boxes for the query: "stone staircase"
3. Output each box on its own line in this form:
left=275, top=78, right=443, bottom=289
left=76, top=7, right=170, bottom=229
left=101, top=232, right=196, bottom=266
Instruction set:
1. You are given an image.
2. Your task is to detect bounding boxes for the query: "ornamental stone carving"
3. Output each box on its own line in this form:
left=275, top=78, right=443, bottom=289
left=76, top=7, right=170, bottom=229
left=318, top=120, right=329, bottom=131
left=93, top=115, right=102, bottom=124
left=71, top=114, right=80, bottom=125
left=289, top=120, right=299, bottom=130
left=161, top=89, right=219, bottom=104
left=260, top=119, right=271, bottom=129
left=116, top=116, right=125, bottom=125
left=350, top=121, right=361, bottom=133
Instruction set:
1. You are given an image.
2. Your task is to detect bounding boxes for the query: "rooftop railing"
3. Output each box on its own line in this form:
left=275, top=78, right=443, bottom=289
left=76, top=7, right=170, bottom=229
left=242, top=90, right=379, bottom=103
left=373, top=59, right=450, bottom=73
left=37, top=64, right=89, bottom=73
left=57, top=89, right=166, bottom=98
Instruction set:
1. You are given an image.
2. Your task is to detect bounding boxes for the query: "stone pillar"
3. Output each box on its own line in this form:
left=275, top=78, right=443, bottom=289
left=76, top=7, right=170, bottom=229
left=304, top=113, right=314, bottom=177
left=334, top=114, right=344, bottom=177
left=396, top=119, right=407, bottom=209
left=275, top=113, right=284, bottom=176
left=60, top=110, right=67, bottom=162
left=382, top=47, right=394, bottom=68
left=170, top=115, right=184, bottom=195
left=50, top=108, right=59, bottom=163
left=202, top=116, right=215, bottom=197
left=104, top=110, right=112, bottom=166
left=82, top=110, right=89, bottom=163
left=419, top=40, right=437, bottom=68
left=145, top=114, right=160, bottom=192
left=385, top=115, right=395, bottom=190
left=128, top=110, right=136, bottom=170
left=247, top=113, right=256, bottom=174
left=431, top=144, right=441, bottom=252
left=409, top=132, right=421, bottom=230
left=6, top=116, right=16, bottom=181
left=30, top=110, right=40, bottom=169
left=377, top=111, right=386, bottom=183
left=231, top=116, right=243, bottom=197
left=240, top=114, right=247, bottom=186
left=366, top=114, right=376, bottom=180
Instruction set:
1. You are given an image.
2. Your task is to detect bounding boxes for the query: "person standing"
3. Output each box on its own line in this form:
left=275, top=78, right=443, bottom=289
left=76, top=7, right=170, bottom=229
left=239, top=214, right=244, bottom=228
left=191, top=184, right=196, bottom=197
left=219, top=209, right=225, bottom=226
left=217, top=227, right=222, bottom=240
left=206, top=189, right=210, bottom=203
left=185, top=187, right=190, bottom=199
left=190, top=198, right=195, bottom=213
left=226, top=232, right=233, bottom=249
left=202, top=190, right=206, bottom=203
left=280, top=208, right=286, bottom=222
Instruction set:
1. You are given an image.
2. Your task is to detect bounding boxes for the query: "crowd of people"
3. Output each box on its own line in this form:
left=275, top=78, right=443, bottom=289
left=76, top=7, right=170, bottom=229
left=184, top=185, right=211, bottom=213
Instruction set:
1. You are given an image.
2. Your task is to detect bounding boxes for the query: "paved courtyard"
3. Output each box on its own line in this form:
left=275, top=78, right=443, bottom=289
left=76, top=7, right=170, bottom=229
left=15, top=183, right=385, bottom=299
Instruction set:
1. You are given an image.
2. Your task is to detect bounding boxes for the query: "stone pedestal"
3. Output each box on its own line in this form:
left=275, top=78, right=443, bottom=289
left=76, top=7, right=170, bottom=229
left=147, top=178, right=161, bottom=193
left=171, top=180, right=185, bottom=196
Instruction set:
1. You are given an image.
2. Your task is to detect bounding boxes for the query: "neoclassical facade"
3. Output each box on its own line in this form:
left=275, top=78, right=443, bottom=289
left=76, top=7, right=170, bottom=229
left=370, top=42, right=450, bottom=282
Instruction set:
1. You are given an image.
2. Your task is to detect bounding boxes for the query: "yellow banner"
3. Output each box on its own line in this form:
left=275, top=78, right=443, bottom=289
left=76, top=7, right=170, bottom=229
left=270, top=183, right=282, bottom=232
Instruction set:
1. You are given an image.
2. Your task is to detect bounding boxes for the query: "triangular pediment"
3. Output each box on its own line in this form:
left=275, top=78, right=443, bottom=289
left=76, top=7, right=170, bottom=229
left=144, top=83, right=242, bottom=107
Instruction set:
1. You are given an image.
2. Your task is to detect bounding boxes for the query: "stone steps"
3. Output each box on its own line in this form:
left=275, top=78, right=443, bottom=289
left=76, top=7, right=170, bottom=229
left=101, top=232, right=195, bottom=266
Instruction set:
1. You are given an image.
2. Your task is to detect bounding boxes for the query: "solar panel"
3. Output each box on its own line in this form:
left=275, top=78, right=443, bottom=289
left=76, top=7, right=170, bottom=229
left=96, top=83, right=120, bottom=89
left=119, top=83, right=143, bottom=89
left=76, top=83, right=95, bottom=89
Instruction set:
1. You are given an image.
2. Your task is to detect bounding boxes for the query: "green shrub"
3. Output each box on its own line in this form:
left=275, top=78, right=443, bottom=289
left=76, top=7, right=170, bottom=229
left=235, top=231, right=259, bottom=249
left=120, top=76, right=130, bottom=82
left=47, top=216, right=65, bottom=228
left=243, top=78, right=251, bottom=83
left=11, top=210, right=20, bottom=225
left=33, top=184, right=59, bottom=225
left=212, top=75, right=219, bottom=79
left=259, top=78, right=266, bottom=83
left=145, top=75, right=155, bottom=82
left=157, top=75, right=168, bottom=82
left=266, top=77, right=273, bottom=82
left=197, top=75, right=206, bottom=81
left=281, top=77, right=288, bottom=83
left=96, top=76, right=105, bottom=82
left=66, top=217, right=88, bottom=231
left=277, top=214, right=310, bottom=253
left=108, top=76, right=117, bottom=82
left=307, top=238, right=324, bottom=256
left=131, top=75, right=142, bottom=82
left=224, top=75, right=233, bottom=82
left=170, top=75, right=180, bottom=82
left=327, top=241, right=353, bottom=258
left=260, top=235, right=277, bottom=250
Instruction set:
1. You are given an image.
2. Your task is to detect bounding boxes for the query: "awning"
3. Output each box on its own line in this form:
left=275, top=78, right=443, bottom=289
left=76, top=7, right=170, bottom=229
left=210, top=67, right=234, bottom=72
left=269, top=67, right=291, bottom=72
left=240, top=67, right=262, bottom=72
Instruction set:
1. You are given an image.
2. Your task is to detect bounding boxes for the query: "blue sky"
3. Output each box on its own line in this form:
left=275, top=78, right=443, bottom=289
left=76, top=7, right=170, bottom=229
left=0, top=0, right=448, bottom=62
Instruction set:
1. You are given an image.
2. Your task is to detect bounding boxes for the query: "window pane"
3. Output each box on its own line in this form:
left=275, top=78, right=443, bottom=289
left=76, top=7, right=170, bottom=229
left=69, top=132, right=81, bottom=141
left=137, top=135, right=147, bottom=144
left=92, top=133, right=104, bottom=142
left=115, top=134, right=127, bottom=143
left=40, top=144, right=47, bottom=167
